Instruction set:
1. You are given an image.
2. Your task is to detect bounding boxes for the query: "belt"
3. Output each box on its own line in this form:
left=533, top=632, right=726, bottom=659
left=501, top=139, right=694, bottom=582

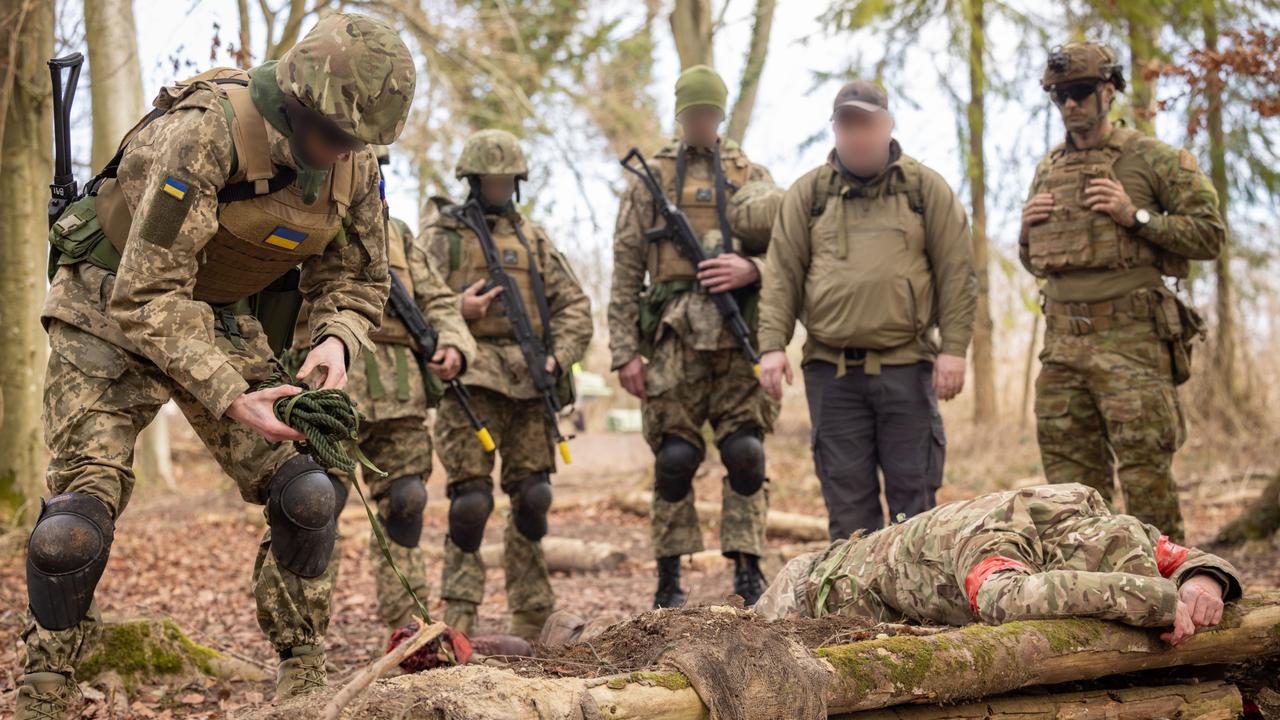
left=1043, top=291, right=1150, bottom=335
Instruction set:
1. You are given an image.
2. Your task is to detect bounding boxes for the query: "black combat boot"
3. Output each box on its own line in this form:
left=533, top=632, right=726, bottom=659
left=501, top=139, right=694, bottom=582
left=653, top=555, right=687, bottom=609
left=730, top=552, right=765, bottom=606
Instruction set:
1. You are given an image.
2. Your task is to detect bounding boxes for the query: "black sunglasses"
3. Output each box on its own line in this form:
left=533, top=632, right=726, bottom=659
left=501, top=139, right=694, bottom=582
left=1050, top=82, right=1100, bottom=106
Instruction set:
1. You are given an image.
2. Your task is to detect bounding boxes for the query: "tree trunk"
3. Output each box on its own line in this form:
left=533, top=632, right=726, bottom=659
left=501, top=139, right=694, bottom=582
left=965, top=0, right=996, bottom=423
left=1212, top=472, right=1280, bottom=546
left=479, top=537, right=627, bottom=573
left=235, top=0, right=253, bottom=68
left=615, top=490, right=829, bottom=541
left=836, top=680, right=1242, bottom=719
left=1125, top=9, right=1159, bottom=135
left=0, top=0, right=52, bottom=522
left=724, top=0, right=775, bottom=144
left=669, top=0, right=713, bottom=70
left=1203, top=2, right=1238, bottom=404
left=85, top=0, right=175, bottom=491
left=84, top=0, right=144, bottom=169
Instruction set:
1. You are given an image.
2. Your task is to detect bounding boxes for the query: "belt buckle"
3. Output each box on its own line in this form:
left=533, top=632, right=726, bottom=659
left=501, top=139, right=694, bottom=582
left=1067, top=303, right=1093, bottom=335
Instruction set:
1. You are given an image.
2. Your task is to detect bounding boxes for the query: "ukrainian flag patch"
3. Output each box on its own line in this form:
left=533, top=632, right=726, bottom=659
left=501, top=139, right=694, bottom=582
left=161, top=176, right=188, bottom=200
left=264, top=225, right=307, bottom=250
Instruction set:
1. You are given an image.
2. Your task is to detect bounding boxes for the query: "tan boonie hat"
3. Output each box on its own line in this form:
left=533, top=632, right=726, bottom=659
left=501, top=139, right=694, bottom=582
left=832, top=80, right=889, bottom=116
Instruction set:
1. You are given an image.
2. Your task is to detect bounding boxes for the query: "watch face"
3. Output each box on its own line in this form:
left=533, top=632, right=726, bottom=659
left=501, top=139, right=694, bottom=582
left=1135, top=209, right=1151, bottom=225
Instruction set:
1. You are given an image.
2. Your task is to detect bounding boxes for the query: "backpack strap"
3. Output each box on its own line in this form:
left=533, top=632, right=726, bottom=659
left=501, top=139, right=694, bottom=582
left=808, top=163, right=838, bottom=222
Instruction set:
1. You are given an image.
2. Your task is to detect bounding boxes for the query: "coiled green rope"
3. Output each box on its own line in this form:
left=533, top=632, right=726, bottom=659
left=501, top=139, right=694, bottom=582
left=261, top=376, right=436, bottom=628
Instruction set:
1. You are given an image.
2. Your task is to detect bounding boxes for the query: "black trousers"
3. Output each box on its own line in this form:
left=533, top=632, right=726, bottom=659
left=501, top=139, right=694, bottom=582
left=803, top=360, right=946, bottom=539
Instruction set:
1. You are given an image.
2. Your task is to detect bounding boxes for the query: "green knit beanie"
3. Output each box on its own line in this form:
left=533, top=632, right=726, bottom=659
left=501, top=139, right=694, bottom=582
left=675, top=65, right=728, bottom=117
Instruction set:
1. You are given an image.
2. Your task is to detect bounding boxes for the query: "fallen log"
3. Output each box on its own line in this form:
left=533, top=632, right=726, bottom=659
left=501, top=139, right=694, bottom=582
left=614, top=490, right=829, bottom=541
left=244, top=594, right=1280, bottom=719
left=478, top=536, right=627, bottom=573
left=833, top=679, right=1243, bottom=719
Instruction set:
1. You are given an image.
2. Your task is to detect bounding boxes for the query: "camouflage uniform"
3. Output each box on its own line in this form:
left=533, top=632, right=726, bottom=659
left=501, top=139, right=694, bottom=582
left=610, top=140, right=778, bottom=559
left=1022, top=44, right=1225, bottom=542
left=298, top=215, right=476, bottom=631
left=755, top=484, right=1243, bottom=628
left=18, top=13, right=413, bottom=717
left=425, top=131, right=593, bottom=641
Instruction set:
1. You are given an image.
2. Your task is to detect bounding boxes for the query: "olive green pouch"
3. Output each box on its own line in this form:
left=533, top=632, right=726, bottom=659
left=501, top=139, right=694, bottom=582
left=1154, top=290, right=1203, bottom=386
left=48, top=195, right=120, bottom=280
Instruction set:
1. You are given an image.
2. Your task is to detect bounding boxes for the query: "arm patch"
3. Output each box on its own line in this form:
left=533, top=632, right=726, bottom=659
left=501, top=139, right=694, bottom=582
left=137, top=175, right=195, bottom=249
left=1178, top=149, right=1199, bottom=173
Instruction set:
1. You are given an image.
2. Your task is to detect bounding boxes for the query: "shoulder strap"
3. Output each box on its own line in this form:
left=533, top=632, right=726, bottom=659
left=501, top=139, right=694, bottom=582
left=511, top=218, right=555, bottom=350
left=712, top=140, right=733, bottom=254
left=809, top=164, right=838, bottom=220
left=896, top=159, right=925, bottom=216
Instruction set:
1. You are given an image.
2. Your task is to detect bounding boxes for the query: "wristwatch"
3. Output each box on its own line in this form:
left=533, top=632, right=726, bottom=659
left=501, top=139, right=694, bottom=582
left=1131, top=207, right=1151, bottom=229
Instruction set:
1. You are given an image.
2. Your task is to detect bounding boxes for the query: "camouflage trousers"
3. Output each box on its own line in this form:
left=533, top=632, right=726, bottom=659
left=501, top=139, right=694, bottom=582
left=642, top=337, right=777, bottom=558
left=23, top=319, right=333, bottom=678
left=757, top=487, right=1179, bottom=628
left=433, top=386, right=555, bottom=635
left=331, top=343, right=434, bottom=630
left=1035, top=305, right=1187, bottom=541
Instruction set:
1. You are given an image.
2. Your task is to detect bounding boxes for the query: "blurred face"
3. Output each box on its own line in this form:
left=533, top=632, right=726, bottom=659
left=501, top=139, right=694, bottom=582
left=1052, top=81, right=1115, bottom=135
left=285, top=97, right=364, bottom=167
left=832, top=108, right=894, bottom=177
left=677, top=105, right=724, bottom=148
left=479, top=174, right=516, bottom=206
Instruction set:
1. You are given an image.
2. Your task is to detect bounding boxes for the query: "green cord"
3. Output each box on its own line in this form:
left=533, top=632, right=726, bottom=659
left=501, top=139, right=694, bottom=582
left=261, top=376, right=436, bottom=628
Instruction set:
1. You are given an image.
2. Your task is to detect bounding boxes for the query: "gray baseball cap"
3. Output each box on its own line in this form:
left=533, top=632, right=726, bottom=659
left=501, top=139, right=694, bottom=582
left=832, top=80, right=889, bottom=116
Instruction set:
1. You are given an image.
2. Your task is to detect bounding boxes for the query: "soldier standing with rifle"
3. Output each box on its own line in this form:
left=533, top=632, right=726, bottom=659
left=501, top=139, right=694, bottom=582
left=424, top=129, right=592, bottom=642
left=292, top=145, right=477, bottom=634
left=610, top=65, right=781, bottom=608
left=20, top=14, right=414, bottom=719
left=1021, top=43, right=1225, bottom=541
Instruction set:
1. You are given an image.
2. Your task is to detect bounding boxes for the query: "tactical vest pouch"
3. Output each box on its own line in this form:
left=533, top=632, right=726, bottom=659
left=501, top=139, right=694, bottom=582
left=48, top=195, right=120, bottom=280
left=1154, top=290, right=1203, bottom=386
left=248, top=268, right=305, bottom=358
left=637, top=280, right=692, bottom=359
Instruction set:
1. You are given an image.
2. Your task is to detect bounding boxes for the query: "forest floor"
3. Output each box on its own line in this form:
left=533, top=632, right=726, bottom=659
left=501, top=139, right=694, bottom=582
left=1, top=392, right=1277, bottom=718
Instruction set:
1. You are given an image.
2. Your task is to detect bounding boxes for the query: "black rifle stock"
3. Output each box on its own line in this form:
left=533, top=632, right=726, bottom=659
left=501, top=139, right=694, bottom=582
left=618, top=148, right=761, bottom=375
left=47, top=53, right=84, bottom=229
left=386, top=269, right=495, bottom=452
left=451, top=200, right=572, bottom=464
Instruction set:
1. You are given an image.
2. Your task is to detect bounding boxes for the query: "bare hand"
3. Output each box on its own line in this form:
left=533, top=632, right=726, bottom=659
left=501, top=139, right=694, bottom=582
left=226, top=385, right=305, bottom=443
left=461, top=280, right=503, bottom=321
left=1084, top=178, right=1137, bottom=227
left=1019, top=192, right=1054, bottom=243
left=618, top=356, right=647, bottom=400
left=545, top=355, right=559, bottom=376
left=1178, top=574, right=1225, bottom=629
left=932, top=353, right=966, bottom=401
left=1160, top=599, right=1197, bottom=646
left=428, top=346, right=463, bottom=380
left=696, top=253, right=760, bottom=294
left=758, top=350, right=792, bottom=401
left=297, top=336, right=348, bottom=390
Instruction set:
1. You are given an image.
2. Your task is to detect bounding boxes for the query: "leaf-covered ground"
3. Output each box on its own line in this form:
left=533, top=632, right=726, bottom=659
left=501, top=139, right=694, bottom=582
left=1, top=402, right=1276, bottom=718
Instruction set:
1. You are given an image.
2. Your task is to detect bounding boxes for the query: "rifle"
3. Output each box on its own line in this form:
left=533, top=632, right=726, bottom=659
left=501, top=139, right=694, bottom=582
left=386, top=268, right=495, bottom=452
left=47, top=53, right=84, bottom=229
left=450, top=199, right=572, bottom=464
left=619, top=148, right=762, bottom=375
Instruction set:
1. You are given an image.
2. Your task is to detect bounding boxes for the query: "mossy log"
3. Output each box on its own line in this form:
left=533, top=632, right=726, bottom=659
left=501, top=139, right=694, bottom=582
left=615, top=490, right=829, bottom=541
left=80, top=617, right=270, bottom=691
left=243, top=595, right=1280, bottom=719
left=834, top=680, right=1243, bottom=719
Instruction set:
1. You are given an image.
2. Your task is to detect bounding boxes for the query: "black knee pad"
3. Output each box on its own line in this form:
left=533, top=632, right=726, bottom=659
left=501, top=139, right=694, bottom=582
left=447, top=479, right=494, bottom=553
left=266, top=455, right=338, bottom=578
left=512, top=473, right=553, bottom=541
left=379, top=475, right=427, bottom=548
left=26, top=493, right=114, bottom=631
left=654, top=435, right=702, bottom=503
left=720, top=427, right=766, bottom=496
